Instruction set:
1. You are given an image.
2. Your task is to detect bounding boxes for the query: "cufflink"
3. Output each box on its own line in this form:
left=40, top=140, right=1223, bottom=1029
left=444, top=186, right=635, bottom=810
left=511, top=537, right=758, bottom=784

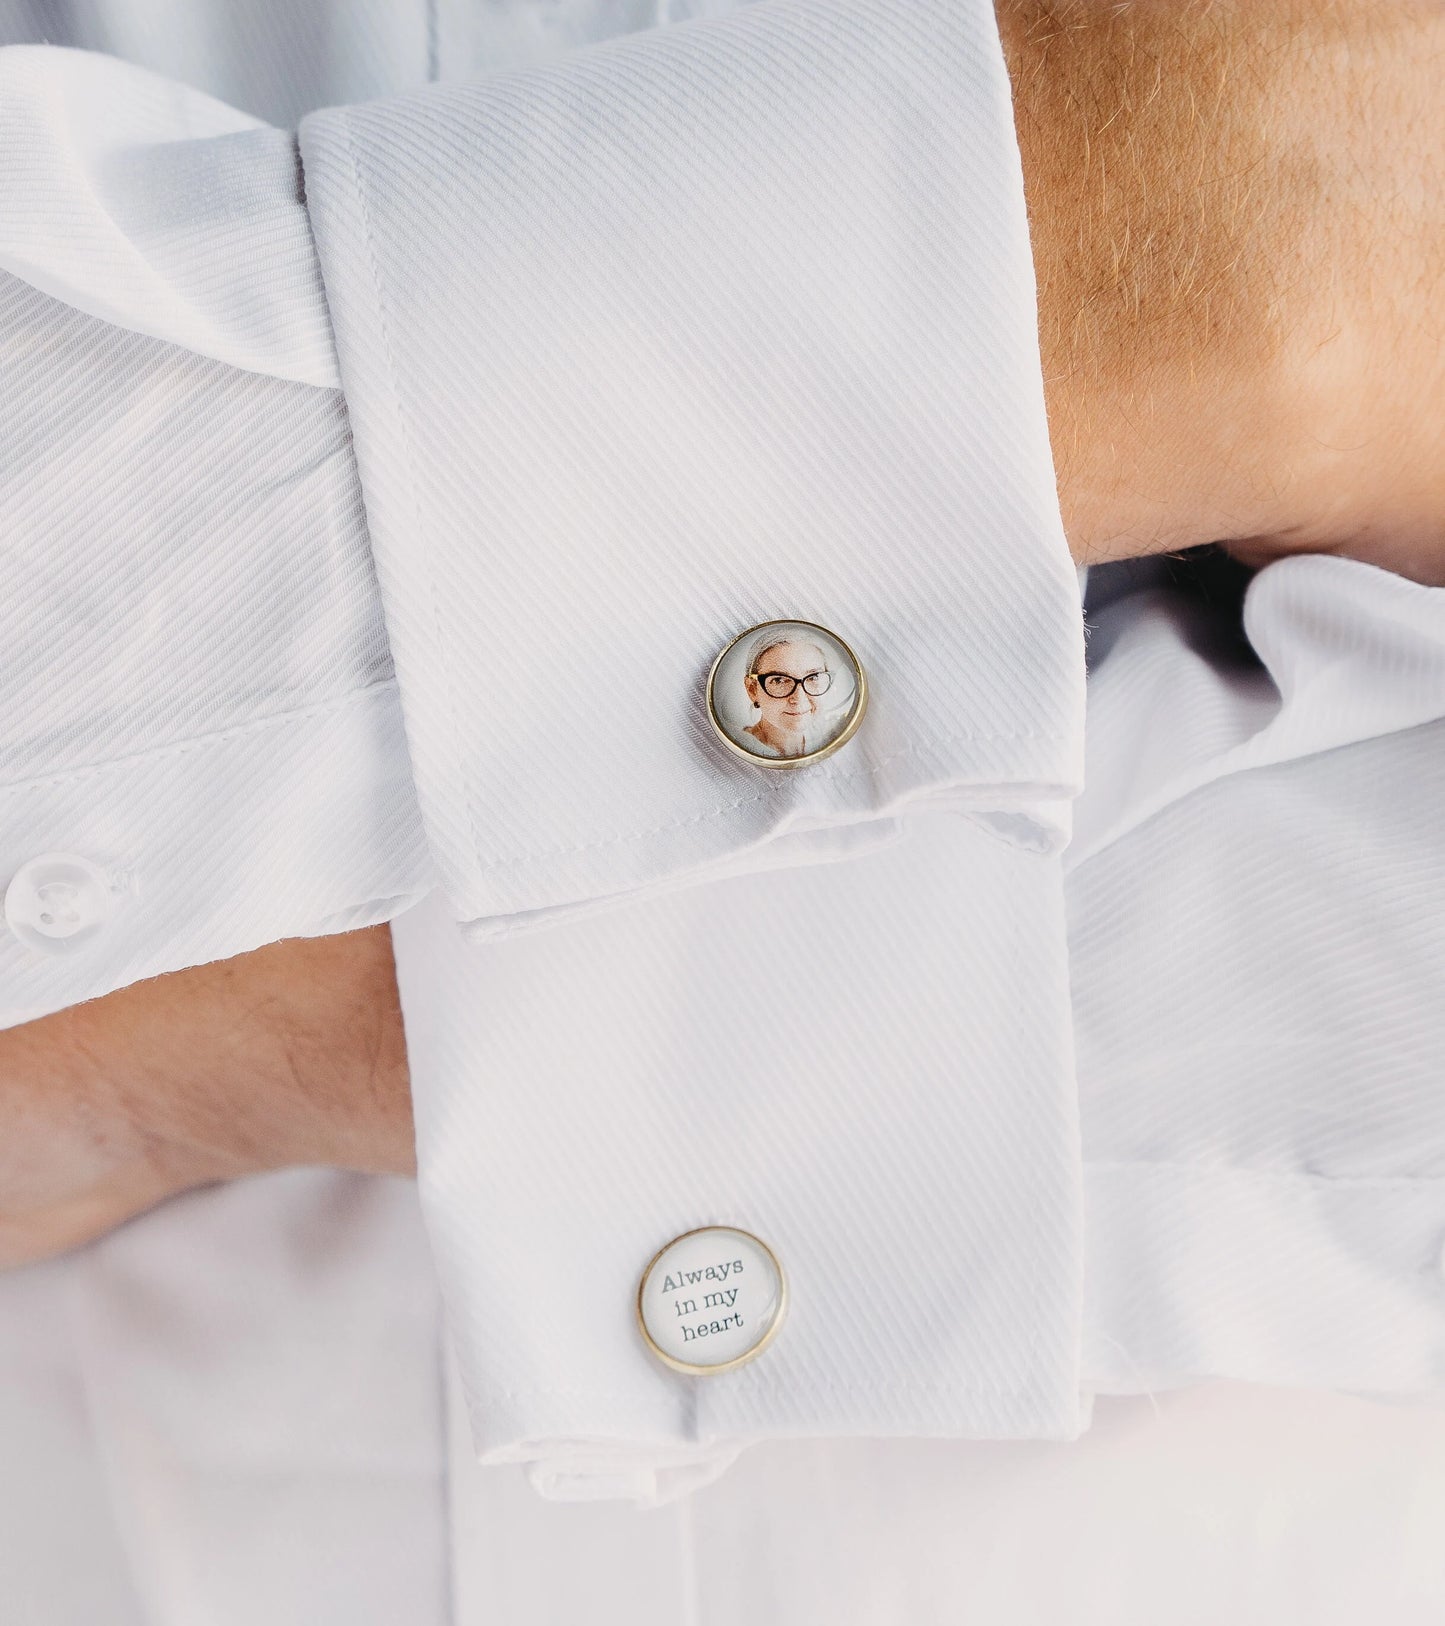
left=637, top=1226, right=787, bottom=1375
left=706, top=619, right=866, bottom=768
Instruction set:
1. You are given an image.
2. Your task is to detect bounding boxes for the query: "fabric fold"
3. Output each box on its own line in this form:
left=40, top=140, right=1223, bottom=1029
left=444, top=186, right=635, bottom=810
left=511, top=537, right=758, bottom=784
left=1070, top=555, right=1445, bottom=869
left=0, top=69, right=427, bottom=1022
left=392, top=813, right=1087, bottom=1503
left=0, top=45, right=339, bottom=385
left=299, top=0, right=1084, bottom=936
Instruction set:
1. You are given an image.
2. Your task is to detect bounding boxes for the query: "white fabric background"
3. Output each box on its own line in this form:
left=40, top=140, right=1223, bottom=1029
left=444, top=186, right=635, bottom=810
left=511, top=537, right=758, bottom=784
left=1072, top=559, right=1445, bottom=1399
left=0, top=48, right=433, bottom=1028
left=2, top=0, right=1445, bottom=1617
left=1, top=0, right=1096, bottom=1502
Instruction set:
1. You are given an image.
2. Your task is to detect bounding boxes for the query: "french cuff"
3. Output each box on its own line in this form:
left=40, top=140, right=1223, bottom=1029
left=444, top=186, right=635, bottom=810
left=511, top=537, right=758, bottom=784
left=298, top=0, right=1084, bottom=941
left=391, top=813, right=1087, bottom=1506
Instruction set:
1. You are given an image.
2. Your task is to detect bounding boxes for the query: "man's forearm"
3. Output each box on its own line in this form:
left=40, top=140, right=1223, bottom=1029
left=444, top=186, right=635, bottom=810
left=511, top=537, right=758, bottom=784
left=1000, top=0, right=1445, bottom=580
left=0, top=927, right=412, bottom=1269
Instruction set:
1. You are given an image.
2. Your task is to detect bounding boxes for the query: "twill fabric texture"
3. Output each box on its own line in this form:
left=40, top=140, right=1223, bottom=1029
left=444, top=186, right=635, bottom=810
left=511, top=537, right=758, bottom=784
left=296, top=0, right=1091, bottom=1499
left=7, top=541, right=1445, bottom=1622
left=1, top=0, right=1444, bottom=1560
left=0, top=0, right=1091, bottom=1504
left=298, top=0, right=1085, bottom=938
left=0, top=50, right=432, bottom=1029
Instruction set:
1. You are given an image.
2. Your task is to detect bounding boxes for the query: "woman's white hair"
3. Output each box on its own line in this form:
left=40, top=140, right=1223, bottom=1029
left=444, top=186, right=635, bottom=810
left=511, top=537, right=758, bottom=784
left=745, top=630, right=829, bottom=676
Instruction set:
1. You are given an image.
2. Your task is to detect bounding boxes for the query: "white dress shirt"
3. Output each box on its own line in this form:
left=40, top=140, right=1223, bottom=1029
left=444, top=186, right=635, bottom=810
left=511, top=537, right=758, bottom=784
left=1074, top=556, right=1445, bottom=1400
left=2, top=0, right=1093, bottom=1504
left=6, top=540, right=1445, bottom=1621
left=2, top=0, right=1445, bottom=1611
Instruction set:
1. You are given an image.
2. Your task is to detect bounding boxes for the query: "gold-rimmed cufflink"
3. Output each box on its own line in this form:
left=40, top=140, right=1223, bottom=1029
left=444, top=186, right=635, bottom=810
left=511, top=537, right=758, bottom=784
left=637, top=1226, right=788, bottom=1375
left=706, top=619, right=866, bottom=768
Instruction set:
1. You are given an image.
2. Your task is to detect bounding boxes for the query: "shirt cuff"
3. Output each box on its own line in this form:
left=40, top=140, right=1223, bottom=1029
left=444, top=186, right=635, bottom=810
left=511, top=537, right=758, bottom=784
left=298, top=0, right=1084, bottom=940
left=0, top=679, right=430, bottom=1029
left=393, top=813, right=1087, bottom=1506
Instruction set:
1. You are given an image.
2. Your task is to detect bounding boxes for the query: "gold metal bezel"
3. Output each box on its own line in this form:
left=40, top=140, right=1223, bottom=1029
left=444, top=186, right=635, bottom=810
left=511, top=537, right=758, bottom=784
left=635, top=1225, right=789, bottom=1377
left=705, top=619, right=868, bottom=770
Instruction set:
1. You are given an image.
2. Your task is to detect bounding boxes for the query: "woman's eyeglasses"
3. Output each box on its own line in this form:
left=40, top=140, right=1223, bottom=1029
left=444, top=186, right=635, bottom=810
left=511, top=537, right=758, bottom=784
left=753, top=669, right=832, bottom=699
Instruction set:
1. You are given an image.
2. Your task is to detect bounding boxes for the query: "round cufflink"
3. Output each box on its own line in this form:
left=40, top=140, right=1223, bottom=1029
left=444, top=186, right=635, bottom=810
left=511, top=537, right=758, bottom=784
left=706, top=619, right=867, bottom=768
left=637, top=1225, right=788, bottom=1375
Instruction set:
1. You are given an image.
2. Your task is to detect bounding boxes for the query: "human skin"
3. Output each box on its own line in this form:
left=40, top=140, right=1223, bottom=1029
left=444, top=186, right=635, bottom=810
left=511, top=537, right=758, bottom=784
left=3, top=0, right=1443, bottom=1267
left=0, top=928, right=412, bottom=1269
left=744, top=640, right=831, bottom=755
left=998, top=0, right=1445, bottom=585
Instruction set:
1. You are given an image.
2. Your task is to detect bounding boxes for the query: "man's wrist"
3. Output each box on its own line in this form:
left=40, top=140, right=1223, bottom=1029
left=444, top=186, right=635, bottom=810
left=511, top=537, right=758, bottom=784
left=147, top=926, right=417, bottom=1182
left=0, top=926, right=414, bottom=1269
left=997, top=0, right=1299, bottom=566
left=998, top=0, right=1445, bottom=581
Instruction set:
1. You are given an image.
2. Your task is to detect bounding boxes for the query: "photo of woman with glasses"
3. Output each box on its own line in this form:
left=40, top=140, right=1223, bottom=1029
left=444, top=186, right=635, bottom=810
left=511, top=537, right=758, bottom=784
left=742, top=634, right=837, bottom=759
left=706, top=618, right=866, bottom=767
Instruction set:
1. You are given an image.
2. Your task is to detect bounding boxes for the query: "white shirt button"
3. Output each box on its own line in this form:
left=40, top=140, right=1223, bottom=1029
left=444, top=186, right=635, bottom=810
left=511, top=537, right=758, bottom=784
left=4, top=852, right=128, bottom=956
left=637, top=1226, right=787, bottom=1374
